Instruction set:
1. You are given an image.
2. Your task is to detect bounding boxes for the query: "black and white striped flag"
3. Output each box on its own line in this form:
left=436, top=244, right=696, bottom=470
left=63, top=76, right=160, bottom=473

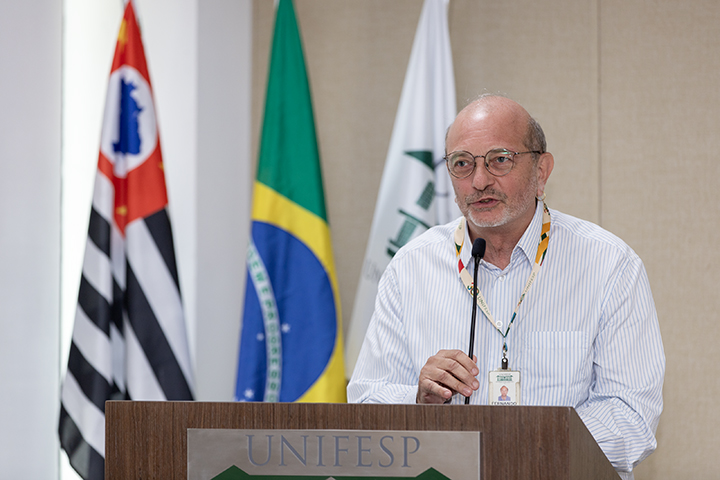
left=59, top=3, right=194, bottom=479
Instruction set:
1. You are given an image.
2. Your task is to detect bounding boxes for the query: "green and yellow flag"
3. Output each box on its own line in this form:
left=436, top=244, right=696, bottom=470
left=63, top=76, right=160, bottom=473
left=235, top=0, right=345, bottom=403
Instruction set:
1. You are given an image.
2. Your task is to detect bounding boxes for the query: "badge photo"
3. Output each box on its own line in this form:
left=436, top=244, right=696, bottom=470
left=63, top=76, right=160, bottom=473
left=488, top=370, right=520, bottom=405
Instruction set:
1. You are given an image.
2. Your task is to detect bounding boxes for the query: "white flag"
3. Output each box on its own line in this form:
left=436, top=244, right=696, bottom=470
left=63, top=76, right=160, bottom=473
left=345, top=0, right=459, bottom=376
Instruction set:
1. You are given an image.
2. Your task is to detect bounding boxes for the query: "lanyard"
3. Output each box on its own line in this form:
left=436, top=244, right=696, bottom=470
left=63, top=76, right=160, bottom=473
left=454, top=202, right=551, bottom=364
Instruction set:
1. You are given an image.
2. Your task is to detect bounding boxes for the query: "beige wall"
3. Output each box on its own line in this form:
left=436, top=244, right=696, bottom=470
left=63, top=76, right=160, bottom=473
left=253, top=1, right=720, bottom=477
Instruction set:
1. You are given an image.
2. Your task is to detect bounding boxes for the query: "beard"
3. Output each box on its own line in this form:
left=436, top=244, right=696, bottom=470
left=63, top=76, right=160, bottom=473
left=459, top=179, right=538, bottom=231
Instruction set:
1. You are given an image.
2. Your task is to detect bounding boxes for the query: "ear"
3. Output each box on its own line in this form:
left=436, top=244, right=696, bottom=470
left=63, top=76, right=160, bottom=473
left=535, top=152, right=554, bottom=197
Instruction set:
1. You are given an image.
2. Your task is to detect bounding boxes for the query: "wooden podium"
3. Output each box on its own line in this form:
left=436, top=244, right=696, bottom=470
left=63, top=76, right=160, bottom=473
left=105, top=401, right=619, bottom=479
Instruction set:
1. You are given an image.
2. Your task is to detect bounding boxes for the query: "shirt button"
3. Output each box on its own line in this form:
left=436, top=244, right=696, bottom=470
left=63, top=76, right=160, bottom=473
left=496, top=321, right=503, bottom=329
left=498, top=275, right=506, bottom=282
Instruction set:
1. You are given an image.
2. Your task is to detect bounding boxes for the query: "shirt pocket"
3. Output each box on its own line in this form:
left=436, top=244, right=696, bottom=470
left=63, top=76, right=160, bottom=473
left=523, top=331, right=592, bottom=405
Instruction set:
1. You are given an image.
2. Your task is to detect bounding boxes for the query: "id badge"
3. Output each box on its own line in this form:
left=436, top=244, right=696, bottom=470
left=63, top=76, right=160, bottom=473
left=488, top=370, right=520, bottom=405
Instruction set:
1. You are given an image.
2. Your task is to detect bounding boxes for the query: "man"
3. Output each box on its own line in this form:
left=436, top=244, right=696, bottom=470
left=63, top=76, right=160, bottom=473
left=498, top=385, right=510, bottom=402
left=347, top=95, right=665, bottom=479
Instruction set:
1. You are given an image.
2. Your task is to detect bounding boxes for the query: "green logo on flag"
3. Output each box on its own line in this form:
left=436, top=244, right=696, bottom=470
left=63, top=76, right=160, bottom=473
left=386, top=150, right=437, bottom=257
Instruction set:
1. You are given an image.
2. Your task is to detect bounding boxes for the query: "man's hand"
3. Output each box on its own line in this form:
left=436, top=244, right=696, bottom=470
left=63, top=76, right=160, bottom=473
left=416, top=349, right=480, bottom=404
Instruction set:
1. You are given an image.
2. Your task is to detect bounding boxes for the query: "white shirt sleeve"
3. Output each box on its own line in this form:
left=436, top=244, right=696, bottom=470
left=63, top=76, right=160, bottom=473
left=574, top=253, right=665, bottom=476
left=348, top=263, right=419, bottom=404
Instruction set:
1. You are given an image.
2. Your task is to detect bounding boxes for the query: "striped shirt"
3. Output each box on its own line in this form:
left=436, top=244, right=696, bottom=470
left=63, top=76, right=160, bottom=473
left=347, top=201, right=665, bottom=479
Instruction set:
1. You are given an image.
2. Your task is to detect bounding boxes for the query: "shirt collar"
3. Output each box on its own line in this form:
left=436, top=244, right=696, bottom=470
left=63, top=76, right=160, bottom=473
left=514, top=200, right=545, bottom=265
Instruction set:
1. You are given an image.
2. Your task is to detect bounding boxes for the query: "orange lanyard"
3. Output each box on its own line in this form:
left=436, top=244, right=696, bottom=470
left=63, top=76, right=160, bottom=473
left=454, top=202, right=551, bottom=346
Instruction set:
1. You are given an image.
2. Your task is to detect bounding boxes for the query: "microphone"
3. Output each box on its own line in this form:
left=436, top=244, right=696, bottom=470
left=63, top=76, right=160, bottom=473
left=464, top=238, right=486, bottom=404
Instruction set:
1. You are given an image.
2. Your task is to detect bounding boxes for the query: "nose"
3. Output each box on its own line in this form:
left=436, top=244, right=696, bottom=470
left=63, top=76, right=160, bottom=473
left=470, top=160, right=495, bottom=191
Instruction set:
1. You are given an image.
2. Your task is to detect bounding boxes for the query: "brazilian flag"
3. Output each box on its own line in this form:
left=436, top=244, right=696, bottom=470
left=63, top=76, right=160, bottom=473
left=235, top=0, right=346, bottom=403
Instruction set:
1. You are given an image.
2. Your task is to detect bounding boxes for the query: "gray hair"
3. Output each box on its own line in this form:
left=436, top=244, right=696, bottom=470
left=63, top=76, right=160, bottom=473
left=525, top=115, right=546, bottom=154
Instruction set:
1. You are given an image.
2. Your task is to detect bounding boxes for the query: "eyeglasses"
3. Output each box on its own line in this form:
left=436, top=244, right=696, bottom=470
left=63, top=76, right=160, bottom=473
left=445, top=149, right=542, bottom=179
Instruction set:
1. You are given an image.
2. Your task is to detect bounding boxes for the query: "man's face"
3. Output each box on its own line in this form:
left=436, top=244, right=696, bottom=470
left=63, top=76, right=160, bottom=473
left=500, top=386, right=508, bottom=397
left=447, top=102, right=549, bottom=238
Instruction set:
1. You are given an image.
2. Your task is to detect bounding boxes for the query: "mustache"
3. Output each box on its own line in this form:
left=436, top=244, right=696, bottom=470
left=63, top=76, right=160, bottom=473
left=464, top=188, right=507, bottom=204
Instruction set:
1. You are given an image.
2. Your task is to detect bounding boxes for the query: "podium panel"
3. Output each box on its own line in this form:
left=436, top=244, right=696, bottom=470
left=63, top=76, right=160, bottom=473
left=105, top=402, right=619, bottom=479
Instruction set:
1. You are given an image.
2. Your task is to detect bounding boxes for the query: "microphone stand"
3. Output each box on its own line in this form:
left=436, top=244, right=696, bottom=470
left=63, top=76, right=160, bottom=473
left=465, top=238, right=485, bottom=405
